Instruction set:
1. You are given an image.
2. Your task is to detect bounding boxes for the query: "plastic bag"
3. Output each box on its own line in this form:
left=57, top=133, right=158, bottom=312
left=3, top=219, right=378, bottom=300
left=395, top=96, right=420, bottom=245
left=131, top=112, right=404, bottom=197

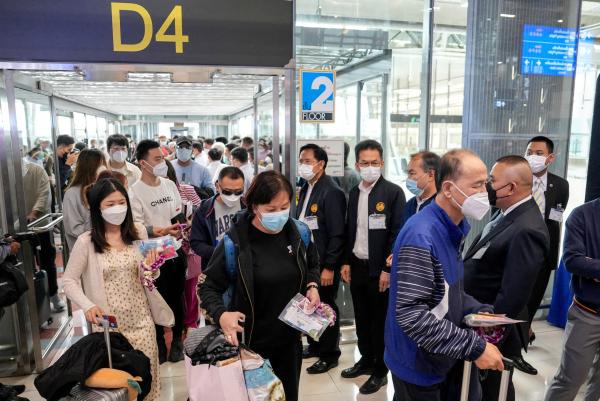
left=278, top=294, right=336, bottom=341
left=134, top=236, right=178, bottom=260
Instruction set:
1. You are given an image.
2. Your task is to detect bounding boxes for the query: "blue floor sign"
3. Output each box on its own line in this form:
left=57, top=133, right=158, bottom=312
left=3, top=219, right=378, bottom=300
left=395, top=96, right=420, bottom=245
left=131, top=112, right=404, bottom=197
left=300, top=70, right=336, bottom=123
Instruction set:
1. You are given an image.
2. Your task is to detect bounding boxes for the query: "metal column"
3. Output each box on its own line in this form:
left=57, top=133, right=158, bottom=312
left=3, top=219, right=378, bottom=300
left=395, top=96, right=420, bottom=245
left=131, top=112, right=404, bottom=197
left=419, top=0, right=434, bottom=150
left=252, top=95, right=259, bottom=174
left=356, top=81, right=363, bottom=141
left=272, top=76, right=281, bottom=172
left=284, top=65, right=297, bottom=214
left=381, top=73, right=390, bottom=166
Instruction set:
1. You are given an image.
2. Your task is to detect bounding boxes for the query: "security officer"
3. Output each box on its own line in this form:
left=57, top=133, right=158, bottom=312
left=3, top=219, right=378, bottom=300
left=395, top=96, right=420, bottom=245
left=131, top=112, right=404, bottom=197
left=296, top=143, right=347, bottom=375
left=340, top=139, right=406, bottom=394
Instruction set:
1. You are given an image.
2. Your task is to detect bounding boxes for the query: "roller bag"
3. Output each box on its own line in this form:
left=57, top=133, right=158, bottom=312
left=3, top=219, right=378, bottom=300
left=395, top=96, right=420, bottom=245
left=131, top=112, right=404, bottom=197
left=460, top=358, right=514, bottom=401
left=34, top=270, right=52, bottom=327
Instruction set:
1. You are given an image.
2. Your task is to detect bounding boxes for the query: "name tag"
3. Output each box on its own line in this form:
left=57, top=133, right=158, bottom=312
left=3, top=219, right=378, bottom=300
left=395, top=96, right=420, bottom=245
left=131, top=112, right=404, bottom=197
left=368, top=214, right=386, bottom=230
left=549, top=208, right=564, bottom=223
left=472, top=245, right=489, bottom=260
left=303, top=216, right=319, bottom=231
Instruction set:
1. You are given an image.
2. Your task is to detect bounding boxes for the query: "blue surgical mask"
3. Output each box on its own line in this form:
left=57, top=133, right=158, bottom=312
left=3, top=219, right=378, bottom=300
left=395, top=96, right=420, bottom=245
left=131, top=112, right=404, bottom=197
left=177, top=148, right=193, bottom=162
left=406, top=176, right=425, bottom=197
left=259, top=208, right=290, bottom=233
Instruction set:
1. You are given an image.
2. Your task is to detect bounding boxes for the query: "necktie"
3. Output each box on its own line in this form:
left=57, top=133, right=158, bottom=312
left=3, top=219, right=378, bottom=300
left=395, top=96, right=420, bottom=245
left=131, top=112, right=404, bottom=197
left=533, top=178, right=545, bottom=215
left=478, top=213, right=504, bottom=244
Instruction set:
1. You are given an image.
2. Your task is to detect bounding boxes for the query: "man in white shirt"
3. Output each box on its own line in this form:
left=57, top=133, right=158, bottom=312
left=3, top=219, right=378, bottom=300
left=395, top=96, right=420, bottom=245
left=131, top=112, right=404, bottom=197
left=192, top=141, right=209, bottom=167
left=106, top=134, right=142, bottom=187
left=130, top=139, right=187, bottom=364
left=231, top=147, right=255, bottom=193
left=207, top=148, right=227, bottom=183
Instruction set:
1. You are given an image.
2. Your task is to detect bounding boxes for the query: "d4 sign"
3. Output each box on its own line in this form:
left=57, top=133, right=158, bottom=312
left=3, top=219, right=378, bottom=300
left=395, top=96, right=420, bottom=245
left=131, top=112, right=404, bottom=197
left=111, top=2, right=189, bottom=53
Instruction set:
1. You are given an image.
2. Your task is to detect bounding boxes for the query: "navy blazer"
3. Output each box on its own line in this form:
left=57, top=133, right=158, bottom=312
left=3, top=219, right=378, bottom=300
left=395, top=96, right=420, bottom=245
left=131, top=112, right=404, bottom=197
left=345, top=176, right=406, bottom=277
left=295, top=174, right=347, bottom=271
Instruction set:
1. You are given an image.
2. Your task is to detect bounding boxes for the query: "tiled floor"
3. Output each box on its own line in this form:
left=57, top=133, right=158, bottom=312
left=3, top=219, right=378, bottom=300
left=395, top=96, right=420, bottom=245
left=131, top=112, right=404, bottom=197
left=2, top=321, right=591, bottom=401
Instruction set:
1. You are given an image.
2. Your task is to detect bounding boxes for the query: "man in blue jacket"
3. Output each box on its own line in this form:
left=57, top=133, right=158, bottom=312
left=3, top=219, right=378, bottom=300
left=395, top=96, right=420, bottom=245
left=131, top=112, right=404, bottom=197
left=385, top=149, right=504, bottom=401
left=190, top=167, right=245, bottom=265
left=403, top=151, right=440, bottom=224
left=545, top=198, right=600, bottom=401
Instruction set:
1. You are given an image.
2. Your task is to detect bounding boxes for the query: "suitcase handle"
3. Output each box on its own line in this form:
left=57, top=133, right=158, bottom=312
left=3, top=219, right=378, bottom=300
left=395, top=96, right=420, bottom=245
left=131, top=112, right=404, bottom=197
left=460, top=358, right=514, bottom=401
left=98, top=318, right=113, bottom=369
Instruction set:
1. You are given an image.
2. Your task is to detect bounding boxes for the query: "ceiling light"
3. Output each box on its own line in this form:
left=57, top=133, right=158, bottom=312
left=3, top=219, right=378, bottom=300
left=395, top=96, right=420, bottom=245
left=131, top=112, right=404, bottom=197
left=557, top=19, right=564, bottom=23
left=500, top=13, right=516, bottom=18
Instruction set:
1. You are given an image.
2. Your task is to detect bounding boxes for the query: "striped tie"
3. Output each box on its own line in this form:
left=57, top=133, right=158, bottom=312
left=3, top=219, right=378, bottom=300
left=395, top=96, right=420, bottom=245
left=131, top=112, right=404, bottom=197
left=533, top=178, right=545, bottom=215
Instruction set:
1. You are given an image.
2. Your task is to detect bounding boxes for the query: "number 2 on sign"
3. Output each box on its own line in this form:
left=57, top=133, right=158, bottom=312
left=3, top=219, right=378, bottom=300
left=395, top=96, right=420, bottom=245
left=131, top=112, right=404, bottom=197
left=111, top=3, right=189, bottom=54
left=311, top=76, right=334, bottom=112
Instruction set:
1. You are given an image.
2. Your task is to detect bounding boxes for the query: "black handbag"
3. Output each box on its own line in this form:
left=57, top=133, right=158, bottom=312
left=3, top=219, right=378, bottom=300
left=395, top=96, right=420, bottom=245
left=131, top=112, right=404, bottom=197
left=0, top=256, right=29, bottom=307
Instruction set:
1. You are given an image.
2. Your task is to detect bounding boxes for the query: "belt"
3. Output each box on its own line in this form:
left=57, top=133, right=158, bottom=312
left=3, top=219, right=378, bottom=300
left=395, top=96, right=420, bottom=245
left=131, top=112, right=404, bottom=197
left=574, top=297, right=600, bottom=315
left=351, top=256, right=369, bottom=267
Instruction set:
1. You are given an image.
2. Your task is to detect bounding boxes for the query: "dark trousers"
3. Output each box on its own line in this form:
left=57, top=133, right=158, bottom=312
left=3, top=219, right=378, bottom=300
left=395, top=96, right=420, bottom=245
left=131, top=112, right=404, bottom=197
left=253, top=339, right=302, bottom=401
left=37, top=231, right=58, bottom=297
left=350, top=257, right=388, bottom=377
left=527, top=266, right=553, bottom=324
left=306, top=270, right=341, bottom=363
left=155, top=256, right=186, bottom=343
left=392, top=361, right=481, bottom=401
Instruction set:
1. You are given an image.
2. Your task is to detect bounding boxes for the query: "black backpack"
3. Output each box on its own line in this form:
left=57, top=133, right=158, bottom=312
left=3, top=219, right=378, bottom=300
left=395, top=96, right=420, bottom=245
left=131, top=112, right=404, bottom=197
left=0, top=255, right=29, bottom=307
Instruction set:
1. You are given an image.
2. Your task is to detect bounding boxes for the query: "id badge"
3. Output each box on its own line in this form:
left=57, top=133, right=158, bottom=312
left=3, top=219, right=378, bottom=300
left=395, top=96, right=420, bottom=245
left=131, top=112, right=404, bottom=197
left=304, top=216, right=319, bottom=231
left=549, top=208, right=564, bottom=223
left=368, top=214, right=387, bottom=230
left=472, top=245, right=489, bottom=260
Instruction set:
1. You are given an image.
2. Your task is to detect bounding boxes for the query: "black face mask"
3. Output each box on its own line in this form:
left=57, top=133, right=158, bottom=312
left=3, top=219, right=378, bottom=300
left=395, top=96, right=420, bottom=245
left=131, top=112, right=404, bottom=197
left=486, top=181, right=512, bottom=206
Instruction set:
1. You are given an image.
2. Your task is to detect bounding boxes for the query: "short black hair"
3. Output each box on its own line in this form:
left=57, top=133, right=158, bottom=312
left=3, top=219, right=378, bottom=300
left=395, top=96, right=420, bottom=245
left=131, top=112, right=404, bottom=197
left=528, top=136, right=554, bottom=153
left=355, top=139, right=383, bottom=161
left=225, top=143, right=237, bottom=152
left=231, top=147, right=249, bottom=164
left=215, top=136, right=228, bottom=144
left=231, top=135, right=241, bottom=141
left=28, top=146, right=41, bottom=157
left=496, top=155, right=528, bottom=165
left=192, top=141, right=204, bottom=151
left=242, top=136, right=254, bottom=147
left=218, top=166, right=244, bottom=182
left=299, top=143, right=328, bottom=167
left=246, top=171, right=293, bottom=212
left=106, top=134, right=128, bottom=150
left=208, top=148, right=223, bottom=161
left=56, top=135, right=75, bottom=147
left=436, top=149, right=479, bottom=191
left=411, top=151, right=441, bottom=174
left=136, top=139, right=160, bottom=161
left=74, top=142, right=87, bottom=152
left=204, top=138, right=215, bottom=146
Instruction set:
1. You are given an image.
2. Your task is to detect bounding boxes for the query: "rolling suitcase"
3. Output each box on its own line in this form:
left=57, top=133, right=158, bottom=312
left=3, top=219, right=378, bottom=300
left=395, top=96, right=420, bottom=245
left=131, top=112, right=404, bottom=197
left=34, top=270, right=52, bottom=327
left=460, top=358, right=514, bottom=401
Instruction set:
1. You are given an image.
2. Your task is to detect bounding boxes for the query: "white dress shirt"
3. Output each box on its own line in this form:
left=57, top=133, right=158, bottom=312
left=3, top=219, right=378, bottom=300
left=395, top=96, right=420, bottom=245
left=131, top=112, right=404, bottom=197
left=503, top=195, right=533, bottom=216
left=353, top=181, right=376, bottom=260
left=299, top=183, right=315, bottom=220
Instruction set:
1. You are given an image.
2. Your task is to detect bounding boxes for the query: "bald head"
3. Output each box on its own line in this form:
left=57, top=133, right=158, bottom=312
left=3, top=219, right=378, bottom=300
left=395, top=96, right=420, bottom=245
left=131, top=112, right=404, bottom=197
left=494, top=155, right=532, bottom=189
left=489, top=155, right=533, bottom=210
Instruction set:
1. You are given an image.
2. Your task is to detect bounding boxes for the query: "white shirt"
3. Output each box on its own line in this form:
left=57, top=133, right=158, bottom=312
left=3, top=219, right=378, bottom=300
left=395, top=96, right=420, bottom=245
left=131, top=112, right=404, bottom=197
left=416, top=196, right=427, bottom=212
left=195, top=152, right=209, bottom=167
left=207, top=160, right=227, bottom=183
left=353, top=181, right=376, bottom=260
left=130, top=177, right=183, bottom=228
left=299, top=183, right=315, bottom=220
left=533, top=172, right=548, bottom=192
left=240, top=163, right=255, bottom=193
left=109, top=161, right=142, bottom=188
left=503, top=195, right=533, bottom=216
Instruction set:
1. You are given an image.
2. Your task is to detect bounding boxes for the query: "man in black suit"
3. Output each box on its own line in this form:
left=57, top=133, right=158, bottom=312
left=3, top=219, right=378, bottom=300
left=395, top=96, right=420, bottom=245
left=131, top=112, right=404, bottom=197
left=295, top=143, right=347, bottom=374
left=464, top=155, right=550, bottom=401
left=340, top=140, right=406, bottom=394
left=524, top=136, right=570, bottom=367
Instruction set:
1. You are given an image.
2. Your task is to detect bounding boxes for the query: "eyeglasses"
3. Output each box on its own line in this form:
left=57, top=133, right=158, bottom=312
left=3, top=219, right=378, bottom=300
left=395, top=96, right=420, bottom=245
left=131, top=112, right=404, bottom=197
left=358, top=160, right=382, bottom=168
left=221, top=189, right=244, bottom=196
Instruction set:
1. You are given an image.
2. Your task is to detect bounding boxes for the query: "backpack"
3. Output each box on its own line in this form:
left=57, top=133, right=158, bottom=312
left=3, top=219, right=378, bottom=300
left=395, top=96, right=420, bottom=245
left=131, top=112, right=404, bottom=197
left=221, top=219, right=311, bottom=308
left=0, top=256, right=29, bottom=308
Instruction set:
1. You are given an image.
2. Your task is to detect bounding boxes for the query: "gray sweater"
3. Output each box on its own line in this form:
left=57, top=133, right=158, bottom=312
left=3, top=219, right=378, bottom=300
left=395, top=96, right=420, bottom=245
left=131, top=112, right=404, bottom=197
left=62, top=185, right=91, bottom=251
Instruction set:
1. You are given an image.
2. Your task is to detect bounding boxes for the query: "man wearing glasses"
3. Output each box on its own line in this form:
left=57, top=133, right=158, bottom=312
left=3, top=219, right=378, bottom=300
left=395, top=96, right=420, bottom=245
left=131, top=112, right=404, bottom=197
left=339, top=139, right=406, bottom=394
left=296, top=143, right=347, bottom=375
left=190, top=166, right=246, bottom=264
left=106, top=134, right=142, bottom=187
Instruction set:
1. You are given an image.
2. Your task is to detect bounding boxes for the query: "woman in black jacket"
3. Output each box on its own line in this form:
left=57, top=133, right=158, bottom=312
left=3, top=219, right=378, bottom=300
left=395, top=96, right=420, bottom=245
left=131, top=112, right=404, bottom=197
left=200, top=170, right=321, bottom=401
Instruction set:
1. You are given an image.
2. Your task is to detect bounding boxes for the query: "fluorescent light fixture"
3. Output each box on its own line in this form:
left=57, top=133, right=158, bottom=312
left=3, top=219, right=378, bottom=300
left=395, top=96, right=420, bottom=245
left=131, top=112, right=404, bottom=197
left=500, top=13, right=516, bottom=18
left=557, top=19, right=564, bottom=23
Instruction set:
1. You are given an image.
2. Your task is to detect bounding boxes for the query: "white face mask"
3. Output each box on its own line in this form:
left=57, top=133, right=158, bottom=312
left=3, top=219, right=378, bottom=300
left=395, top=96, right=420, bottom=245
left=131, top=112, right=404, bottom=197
left=360, top=166, right=381, bottom=183
left=177, top=148, right=193, bottom=162
left=101, top=204, right=128, bottom=226
left=221, top=193, right=242, bottom=207
left=111, top=150, right=128, bottom=163
left=146, top=161, right=168, bottom=178
left=448, top=182, right=490, bottom=221
left=525, top=155, right=548, bottom=174
left=298, top=163, right=316, bottom=181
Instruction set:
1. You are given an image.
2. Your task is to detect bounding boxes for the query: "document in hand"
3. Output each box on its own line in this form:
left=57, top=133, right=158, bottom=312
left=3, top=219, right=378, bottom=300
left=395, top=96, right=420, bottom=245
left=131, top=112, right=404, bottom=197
left=278, top=294, right=336, bottom=341
left=464, top=313, right=525, bottom=328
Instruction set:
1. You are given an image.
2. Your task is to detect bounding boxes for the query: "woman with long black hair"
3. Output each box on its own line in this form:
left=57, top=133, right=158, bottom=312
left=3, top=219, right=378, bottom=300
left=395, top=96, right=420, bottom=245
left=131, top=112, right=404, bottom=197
left=200, top=171, right=321, bottom=401
left=64, top=178, right=171, bottom=401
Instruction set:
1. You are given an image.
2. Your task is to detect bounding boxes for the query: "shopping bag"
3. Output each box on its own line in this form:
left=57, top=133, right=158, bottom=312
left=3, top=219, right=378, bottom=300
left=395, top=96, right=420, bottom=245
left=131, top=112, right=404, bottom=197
left=240, top=347, right=285, bottom=401
left=185, top=355, right=249, bottom=401
left=186, top=249, right=202, bottom=280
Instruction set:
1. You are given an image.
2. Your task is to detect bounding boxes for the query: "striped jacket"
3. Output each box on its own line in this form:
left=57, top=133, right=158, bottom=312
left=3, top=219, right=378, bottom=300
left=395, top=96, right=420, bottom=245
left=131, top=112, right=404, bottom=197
left=384, top=200, right=489, bottom=386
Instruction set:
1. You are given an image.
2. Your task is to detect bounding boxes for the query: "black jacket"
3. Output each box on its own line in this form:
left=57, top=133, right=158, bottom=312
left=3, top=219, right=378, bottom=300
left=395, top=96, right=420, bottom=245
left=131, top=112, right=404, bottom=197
left=463, top=198, right=550, bottom=352
left=199, top=211, right=320, bottom=347
left=295, top=174, right=347, bottom=271
left=345, top=176, right=406, bottom=277
left=34, top=332, right=152, bottom=401
left=190, top=195, right=246, bottom=268
left=543, top=172, right=569, bottom=270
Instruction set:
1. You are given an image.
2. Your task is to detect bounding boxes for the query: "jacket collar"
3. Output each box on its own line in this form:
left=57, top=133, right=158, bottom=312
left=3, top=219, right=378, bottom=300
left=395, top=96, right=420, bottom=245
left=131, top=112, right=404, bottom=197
left=430, top=200, right=470, bottom=249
